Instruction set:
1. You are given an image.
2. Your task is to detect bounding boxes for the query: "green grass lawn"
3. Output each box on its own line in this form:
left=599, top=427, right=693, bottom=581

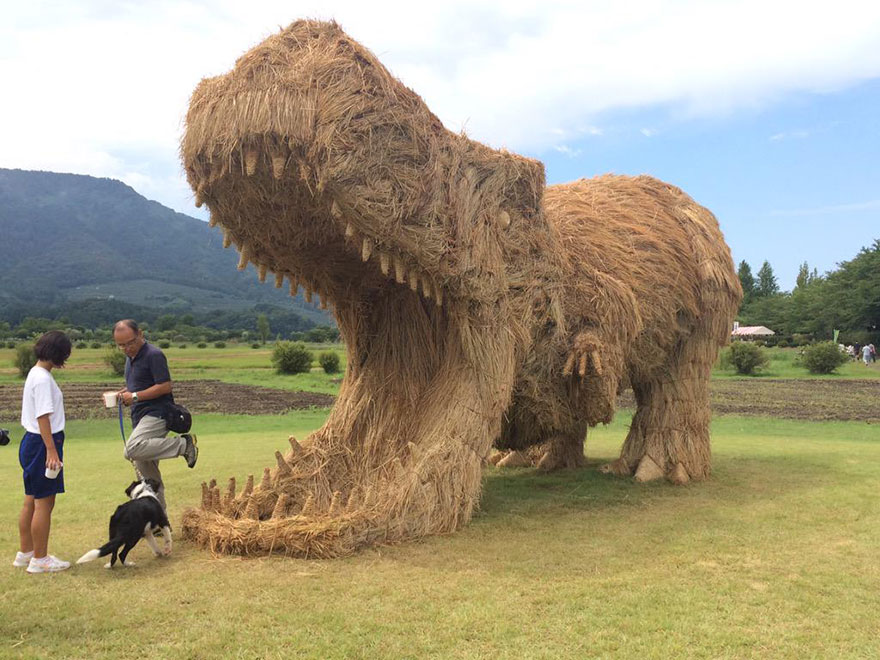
left=714, top=346, right=880, bottom=379
left=0, top=345, right=347, bottom=393
left=2, top=344, right=878, bottom=387
left=2, top=411, right=879, bottom=658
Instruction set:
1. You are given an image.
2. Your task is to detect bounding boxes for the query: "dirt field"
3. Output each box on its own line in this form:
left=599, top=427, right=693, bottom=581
left=1, top=378, right=877, bottom=425
left=0, top=380, right=334, bottom=422
left=618, top=378, right=880, bottom=423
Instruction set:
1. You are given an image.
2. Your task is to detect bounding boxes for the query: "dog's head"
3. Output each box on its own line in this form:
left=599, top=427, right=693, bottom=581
left=125, top=479, right=161, bottom=499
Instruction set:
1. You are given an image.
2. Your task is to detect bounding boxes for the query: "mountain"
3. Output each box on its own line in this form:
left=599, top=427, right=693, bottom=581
left=0, top=168, right=331, bottom=330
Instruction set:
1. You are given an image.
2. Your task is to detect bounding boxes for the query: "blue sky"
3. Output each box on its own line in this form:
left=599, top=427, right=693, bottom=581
left=2, top=1, right=878, bottom=290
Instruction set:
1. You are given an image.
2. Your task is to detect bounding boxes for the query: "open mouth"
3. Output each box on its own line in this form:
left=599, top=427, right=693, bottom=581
left=178, top=20, right=542, bottom=558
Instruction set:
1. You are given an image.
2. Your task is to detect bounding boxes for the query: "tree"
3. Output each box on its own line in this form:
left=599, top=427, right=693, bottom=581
left=737, top=261, right=755, bottom=301
left=795, top=261, right=819, bottom=290
left=256, top=313, right=271, bottom=344
left=756, top=261, right=778, bottom=298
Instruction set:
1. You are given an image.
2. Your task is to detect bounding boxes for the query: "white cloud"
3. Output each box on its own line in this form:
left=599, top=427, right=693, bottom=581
left=640, top=128, right=658, bottom=137
left=553, top=145, right=583, bottom=158
left=2, top=0, right=880, bottom=215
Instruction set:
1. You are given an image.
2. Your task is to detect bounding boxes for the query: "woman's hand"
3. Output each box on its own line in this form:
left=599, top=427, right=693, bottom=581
left=46, top=448, right=62, bottom=470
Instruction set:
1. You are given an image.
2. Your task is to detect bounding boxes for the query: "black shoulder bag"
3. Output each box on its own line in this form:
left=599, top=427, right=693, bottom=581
left=165, top=403, right=193, bottom=434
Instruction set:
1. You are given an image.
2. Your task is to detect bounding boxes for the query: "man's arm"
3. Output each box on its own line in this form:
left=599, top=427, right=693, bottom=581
left=120, top=381, right=172, bottom=406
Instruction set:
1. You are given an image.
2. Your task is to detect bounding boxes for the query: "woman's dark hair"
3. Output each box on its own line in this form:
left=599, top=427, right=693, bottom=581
left=34, top=331, right=73, bottom=367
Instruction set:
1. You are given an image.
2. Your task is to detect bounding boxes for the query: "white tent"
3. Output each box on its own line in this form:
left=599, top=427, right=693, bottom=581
left=731, top=325, right=775, bottom=338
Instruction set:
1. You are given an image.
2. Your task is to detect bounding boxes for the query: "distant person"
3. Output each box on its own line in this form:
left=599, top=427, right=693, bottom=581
left=870, top=344, right=876, bottom=363
left=862, top=344, right=873, bottom=366
left=113, top=319, right=198, bottom=511
left=853, top=343, right=862, bottom=362
left=15, top=331, right=72, bottom=573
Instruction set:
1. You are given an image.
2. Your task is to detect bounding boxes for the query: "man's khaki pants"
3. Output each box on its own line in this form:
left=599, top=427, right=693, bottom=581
left=123, top=414, right=184, bottom=510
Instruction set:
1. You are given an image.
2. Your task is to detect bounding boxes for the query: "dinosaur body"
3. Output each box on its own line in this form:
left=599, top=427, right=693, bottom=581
left=180, top=20, right=741, bottom=557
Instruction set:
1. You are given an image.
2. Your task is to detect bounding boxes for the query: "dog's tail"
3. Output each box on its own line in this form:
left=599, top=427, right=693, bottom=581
left=77, top=537, right=123, bottom=564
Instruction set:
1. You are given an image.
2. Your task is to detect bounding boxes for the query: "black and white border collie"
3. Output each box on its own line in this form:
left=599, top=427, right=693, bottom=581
left=77, top=479, right=172, bottom=568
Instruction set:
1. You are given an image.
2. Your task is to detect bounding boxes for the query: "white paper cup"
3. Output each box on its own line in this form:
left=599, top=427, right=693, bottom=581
left=102, top=391, right=118, bottom=408
left=45, top=463, right=62, bottom=479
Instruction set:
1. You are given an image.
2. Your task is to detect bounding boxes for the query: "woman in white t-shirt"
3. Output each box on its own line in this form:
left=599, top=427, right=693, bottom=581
left=14, top=331, right=73, bottom=574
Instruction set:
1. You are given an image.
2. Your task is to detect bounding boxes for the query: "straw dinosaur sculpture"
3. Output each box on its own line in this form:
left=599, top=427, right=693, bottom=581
left=180, top=20, right=742, bottom=557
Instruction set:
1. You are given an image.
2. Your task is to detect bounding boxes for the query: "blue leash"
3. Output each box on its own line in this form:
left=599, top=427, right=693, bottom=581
left=117, top=400, right=126, bottom=442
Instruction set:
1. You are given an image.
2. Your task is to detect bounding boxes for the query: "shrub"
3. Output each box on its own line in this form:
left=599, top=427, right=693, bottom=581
left=318, top=351, right=341, bottom=374
left=251, top=343, right=261, bottom=349
left=272, top=342, right=313, bottom=374
left=158, top=340, right=171, bottom=349
left=721, top=341, right=768, bottom=375
left=90, top=342, right=102, bottom=349
left=75, top=342, right=88, bottom=349
left=800, top=341, right=849, bottom=374
left=6, top=341, right=16, bottom=349
left=15, top=344, right=36, bottom=378
left=103, top=348, right=126, bottom=376
left=179, top=344, right=188, bottom=349
left=214, top=341, right=226, bottom=349
left=197, top=342, right=207, bottom=348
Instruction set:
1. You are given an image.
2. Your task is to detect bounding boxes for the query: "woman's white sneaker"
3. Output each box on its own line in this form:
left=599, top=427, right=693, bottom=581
left=26, top=555, right=71, bottom=573
left=12, top=551, right=34, bottom=567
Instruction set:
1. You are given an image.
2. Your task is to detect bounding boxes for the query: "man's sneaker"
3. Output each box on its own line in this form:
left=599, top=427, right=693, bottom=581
left=26, top=555, right=71, bottom=573
left=13, top=551, right=34, bottom=567
left=182, top=434, right=198, bottom=469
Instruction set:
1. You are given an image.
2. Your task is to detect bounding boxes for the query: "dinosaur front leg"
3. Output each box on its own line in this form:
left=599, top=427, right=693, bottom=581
left=602, top=336, right=715, bottom=484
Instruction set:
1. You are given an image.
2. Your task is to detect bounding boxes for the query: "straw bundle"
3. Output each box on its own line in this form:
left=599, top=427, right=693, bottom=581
left=180, top=20, right=740, bottom=558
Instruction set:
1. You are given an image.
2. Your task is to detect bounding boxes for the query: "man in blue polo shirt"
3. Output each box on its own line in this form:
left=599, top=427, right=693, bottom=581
left=113, top=319, right=198, bottom=510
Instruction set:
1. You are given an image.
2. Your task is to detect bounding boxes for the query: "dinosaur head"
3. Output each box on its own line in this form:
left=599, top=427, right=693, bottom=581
left=181, top=20, right=557, bottom=323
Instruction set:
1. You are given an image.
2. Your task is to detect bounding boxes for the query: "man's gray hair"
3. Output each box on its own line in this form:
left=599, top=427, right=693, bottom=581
left=114, top=319, right=140, bottom=334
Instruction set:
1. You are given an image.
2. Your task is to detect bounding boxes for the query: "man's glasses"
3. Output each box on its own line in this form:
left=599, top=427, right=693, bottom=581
left=116, top=338, right=139, bottom=350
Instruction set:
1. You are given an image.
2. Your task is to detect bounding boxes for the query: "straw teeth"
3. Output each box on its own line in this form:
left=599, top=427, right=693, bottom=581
left=361, top=238, right=373, bottom=262
left=237, top=250, right=249, bottom=271
left=259, top=467, right=271, bottom=490
left=288, top=277, right=298, bottom=296
left=271, top=155, right=285, bottom=179
left=288, top=436, right=304, bottom=459
left=408, top=270, right=419, bottom=292
left=222, top=231, right=232, bottom=249
left=257, top=264, right=268, bottom=283
left=331, top=201, right=342, bottom=219
left=345, top=223, right=355, bottom=238
left=275, top=272, right=284, bottom=288
left=275, top=450, right=292, bottom=476
left=244, top=149, right=258, bottom=175
left=394, top=256, right=406, bottom=284
left=299, top=494, right=315, bottom=516
left=272, top=493, right=290, bottom=518
left=304, top=287, right=313, bottom=303
left=328, top=491, right=343, bottom=516
left=242, top=474, right=254, bottom=497
left=379, top=252, right=390, bottom=275
left=226, top=477, right=237, bottom=499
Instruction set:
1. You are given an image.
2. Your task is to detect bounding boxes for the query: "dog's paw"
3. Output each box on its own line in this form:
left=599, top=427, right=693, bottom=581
left=123, top=560, right=136, bottom=567
left=161, top=547, right=172, bottom=557
left=104, top=562, right=113, bottom=569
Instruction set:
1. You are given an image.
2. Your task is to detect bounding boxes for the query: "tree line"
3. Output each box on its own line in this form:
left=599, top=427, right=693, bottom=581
left=736, top=239, right=880, bottom=345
